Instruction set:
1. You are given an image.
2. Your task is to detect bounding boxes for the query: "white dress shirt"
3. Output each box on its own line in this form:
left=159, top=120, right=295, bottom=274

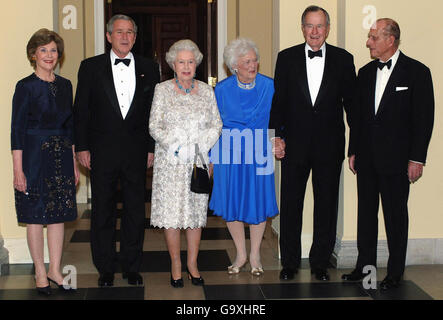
left=374, top=49, right=400, bottom=114
left=305, top=43, right=326, bottom=106
left=110, top=50, right=136, bottom=119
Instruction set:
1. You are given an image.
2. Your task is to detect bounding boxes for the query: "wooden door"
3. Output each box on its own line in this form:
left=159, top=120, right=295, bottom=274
left=152, top=13, right=196, bottom=81
left=105, top=0, right=216, bottom=83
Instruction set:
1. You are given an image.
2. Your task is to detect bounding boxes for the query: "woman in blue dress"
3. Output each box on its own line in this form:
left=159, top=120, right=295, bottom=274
left=210, top=38, right=279, bottom=276
left=11, top=29, right=78, bottom=295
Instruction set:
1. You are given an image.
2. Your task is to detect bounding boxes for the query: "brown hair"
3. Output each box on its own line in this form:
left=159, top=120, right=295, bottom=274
left=26, top=28, right=65, bottom=69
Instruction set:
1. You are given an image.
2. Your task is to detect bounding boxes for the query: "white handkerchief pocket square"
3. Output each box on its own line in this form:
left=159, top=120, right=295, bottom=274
left=396, top=87, right=408, bottom=91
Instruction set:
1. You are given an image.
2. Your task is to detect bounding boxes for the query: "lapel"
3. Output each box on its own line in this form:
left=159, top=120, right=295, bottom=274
left=367, top=61, right=378, bottom=118
left=101, top=53, right=124, bottom=120
left=125, top=55, right=143, bottom=120
left=294, top=44, right=312, bottom=106
left=313, top=43, right=332, bottom=108
left=375, top=52, right=407, bottom=117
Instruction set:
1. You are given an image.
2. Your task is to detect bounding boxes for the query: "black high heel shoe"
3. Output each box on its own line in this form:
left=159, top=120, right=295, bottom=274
left=48, top=277, right=76, bottom=293
left=186, top=267, right=204, bottom=286
left=35, top=278, right=52, bottom=296
left=170, top=275, right=184, bottom=288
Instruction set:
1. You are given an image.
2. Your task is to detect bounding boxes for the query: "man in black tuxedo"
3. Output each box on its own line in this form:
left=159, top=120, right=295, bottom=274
left=342, top=18, right=434, bottom=290
left=74, top=15, right=160, bottom=287
left=270, top=6, right=356, bottom=281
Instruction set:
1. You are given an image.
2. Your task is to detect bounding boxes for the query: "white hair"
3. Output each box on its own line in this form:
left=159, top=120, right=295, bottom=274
left=165, top=39, right=203, bottom=70
left=223, top=38, right=260, bottom=74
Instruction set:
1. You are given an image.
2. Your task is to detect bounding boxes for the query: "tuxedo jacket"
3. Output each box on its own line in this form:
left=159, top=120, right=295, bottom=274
left=348, top=52, right=434, bottom=174
left=269, top=43, right=356, bottom=164
left=74, top=53, right=160, bottom=162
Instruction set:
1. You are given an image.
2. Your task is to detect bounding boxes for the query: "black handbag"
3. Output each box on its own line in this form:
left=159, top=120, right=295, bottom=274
left=190, top=144, right=212, bottom=194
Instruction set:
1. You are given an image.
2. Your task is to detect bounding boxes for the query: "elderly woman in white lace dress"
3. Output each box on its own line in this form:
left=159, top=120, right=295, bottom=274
left=149, top=39, right=222, bottom=288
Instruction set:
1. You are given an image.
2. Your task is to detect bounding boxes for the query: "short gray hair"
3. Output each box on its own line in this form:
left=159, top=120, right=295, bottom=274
left=378, top=18, right=401, bottom=47
left=165, top=39, right=203, bottom=70
left=301, top=5, right=330, bottom=26
left=223, top=38, right=260, bottom=74
left=107, top=14, right=138, bottom=34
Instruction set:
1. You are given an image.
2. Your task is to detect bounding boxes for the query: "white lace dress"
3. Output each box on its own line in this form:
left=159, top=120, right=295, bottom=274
left=149, top=80, right=222, bottom=229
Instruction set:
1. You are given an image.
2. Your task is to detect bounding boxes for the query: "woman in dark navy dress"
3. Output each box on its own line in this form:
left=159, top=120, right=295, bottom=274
left=11, top=29, right=78, bottom=295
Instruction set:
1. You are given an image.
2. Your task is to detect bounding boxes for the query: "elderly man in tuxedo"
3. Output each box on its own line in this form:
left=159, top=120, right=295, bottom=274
left=74, top=14, right=160, bottom=287
left=270, top=5, right=356, bottom=281
left=342, top=18, right=434, bottom=290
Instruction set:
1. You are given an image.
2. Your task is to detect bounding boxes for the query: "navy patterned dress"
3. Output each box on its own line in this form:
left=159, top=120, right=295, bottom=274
left=11, top=73, right=77, bottom=224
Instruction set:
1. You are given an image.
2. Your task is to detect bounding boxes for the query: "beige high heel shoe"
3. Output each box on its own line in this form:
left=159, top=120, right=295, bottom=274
left=250, top=266, right=264, bottom=276
left=227, top=260, right=248, bottom=274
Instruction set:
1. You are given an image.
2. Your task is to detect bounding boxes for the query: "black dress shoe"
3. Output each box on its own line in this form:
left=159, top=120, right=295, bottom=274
left=380, top=275, right=402, bottom=291
left=170, top=275, right=184, bottom=288
left=122, top=272, right=143, bottom=285
left=98, top=273, right=114, bottom=287
left=311, top=268, right=330, bottom=281
left=341, top=269, right=365, bottom=282
left=48, top=277, right=76, bottom=293
left=279, top=268, right=297, bottom=280
left=186, top=268, right=204, bottom=286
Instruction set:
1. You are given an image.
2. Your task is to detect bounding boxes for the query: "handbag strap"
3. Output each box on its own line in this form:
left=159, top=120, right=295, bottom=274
left=193, top=144, right=208, bottom=171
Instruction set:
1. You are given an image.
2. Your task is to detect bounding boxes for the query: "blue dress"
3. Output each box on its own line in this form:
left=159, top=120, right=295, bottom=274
left=11, top=74, right=77, bottom=224
left=209, top=74, right=279, bottom=224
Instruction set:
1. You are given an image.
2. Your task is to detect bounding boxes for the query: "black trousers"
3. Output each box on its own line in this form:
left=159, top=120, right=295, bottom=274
left=355, top=167, right=410, bottom=278
left=280, top=158, right=342, bottom=270
left=90, top=150, right=147, bottom=274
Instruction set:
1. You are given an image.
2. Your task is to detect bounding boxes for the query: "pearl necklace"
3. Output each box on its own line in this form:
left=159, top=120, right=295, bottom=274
left=236, top=77, right=256, bottom=90
left=175, top=78, right=195, bottom=94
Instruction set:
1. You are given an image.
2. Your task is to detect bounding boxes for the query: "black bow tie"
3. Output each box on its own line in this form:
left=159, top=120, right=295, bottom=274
left=377, top=60, right=392, bottom=70
left=308, top=50, right=323, bottom=59
left=115, top=58, right=131, bottom=66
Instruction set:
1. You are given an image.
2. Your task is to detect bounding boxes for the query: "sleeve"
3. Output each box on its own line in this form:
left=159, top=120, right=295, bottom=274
left=148, top=84, right=182, bottom=150
left=11, top=81, right=30, bottom=150
left=341, top=53, right=357, bottom=139
left=146, top=62, right=161, bottom=153
left=269, top=51, right=287, bottom=139
left=348, top=68, right=363, bottom=157
left=66, top=80, right=75, bottom=144
left=197, top=87, right=223, bottom=154
left=73, top=60, right=92, bottom=152
left=409, top=65, right=434, bottom=164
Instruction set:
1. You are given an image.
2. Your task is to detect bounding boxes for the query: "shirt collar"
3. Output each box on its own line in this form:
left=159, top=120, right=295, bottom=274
left=305, top=42, right=326, bottom=58
left=110, top=50, right=133, bottom=64
left=379, top=49, right=400, bottom=70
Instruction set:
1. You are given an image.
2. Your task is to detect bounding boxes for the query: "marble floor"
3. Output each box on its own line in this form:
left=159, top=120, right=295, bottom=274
left=1, top=177, right=443, bottom=302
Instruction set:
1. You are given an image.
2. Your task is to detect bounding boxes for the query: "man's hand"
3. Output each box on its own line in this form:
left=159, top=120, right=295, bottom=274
left=147, top=152, right=154, bottom=168
left=349, top=155, right=357, bottom=175
left=76, top=151, right=91, bottom=170
left=408, top=161, right=423, bottom=183
left=272, top=137, right=286, bottom=159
